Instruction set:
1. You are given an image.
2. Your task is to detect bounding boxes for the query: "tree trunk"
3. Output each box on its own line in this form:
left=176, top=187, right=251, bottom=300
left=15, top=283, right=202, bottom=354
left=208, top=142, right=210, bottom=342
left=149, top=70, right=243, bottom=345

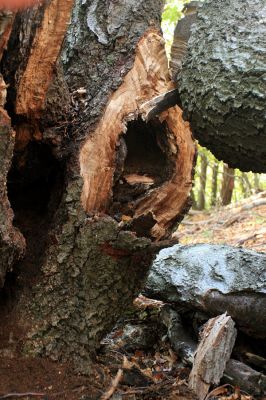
left=242, top=173, right=252, bottom=196
left=221, top=165, right=235, bottom=206
left=0, top=0, right=196, bottom=371
left=198, top=152, right=208, bottom=210
left=174, top=0, right=266, bottom=173
left=254, top=173, right=261, bottom=193
left=210, top=162, right=219, bottom=207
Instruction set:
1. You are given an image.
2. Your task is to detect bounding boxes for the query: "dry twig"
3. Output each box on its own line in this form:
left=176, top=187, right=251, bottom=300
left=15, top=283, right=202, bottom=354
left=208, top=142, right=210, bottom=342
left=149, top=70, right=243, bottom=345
left=100, top=368, right=123, bottom=400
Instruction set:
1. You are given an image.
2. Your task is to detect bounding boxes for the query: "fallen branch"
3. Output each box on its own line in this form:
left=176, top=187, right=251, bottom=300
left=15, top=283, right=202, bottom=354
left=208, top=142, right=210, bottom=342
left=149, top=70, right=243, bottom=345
left=235, top=228, right=266, bottom=246
left=100, top=368, right=123, bottom=400
left=0, top=393, right=45, bottom=399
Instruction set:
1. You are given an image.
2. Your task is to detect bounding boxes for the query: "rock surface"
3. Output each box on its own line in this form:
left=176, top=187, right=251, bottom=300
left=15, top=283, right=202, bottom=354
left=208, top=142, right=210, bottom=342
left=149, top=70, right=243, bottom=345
left=145, top=244, right=266, bottom=337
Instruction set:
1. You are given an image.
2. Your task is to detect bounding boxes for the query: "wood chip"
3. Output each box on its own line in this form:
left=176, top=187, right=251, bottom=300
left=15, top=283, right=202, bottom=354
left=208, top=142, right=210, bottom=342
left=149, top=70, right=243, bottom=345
left=189, top=313, right=237, bottom=400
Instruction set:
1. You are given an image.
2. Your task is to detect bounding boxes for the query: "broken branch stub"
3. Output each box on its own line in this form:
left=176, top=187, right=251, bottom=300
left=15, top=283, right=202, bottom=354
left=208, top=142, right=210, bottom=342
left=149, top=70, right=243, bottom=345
left=189, top=313, right=237, bottom=400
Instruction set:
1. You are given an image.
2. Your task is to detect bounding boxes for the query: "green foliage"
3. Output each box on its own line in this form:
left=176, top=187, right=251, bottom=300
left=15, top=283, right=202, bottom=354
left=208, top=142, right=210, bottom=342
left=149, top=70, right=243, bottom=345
left=161, top=0, right=188, bottom=51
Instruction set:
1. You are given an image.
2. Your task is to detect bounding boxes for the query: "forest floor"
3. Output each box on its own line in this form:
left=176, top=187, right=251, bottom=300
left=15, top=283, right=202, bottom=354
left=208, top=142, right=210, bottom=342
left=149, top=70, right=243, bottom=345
left=175, top=191, right=266, bottom=253
left=0, top=192, right=265, bottom=400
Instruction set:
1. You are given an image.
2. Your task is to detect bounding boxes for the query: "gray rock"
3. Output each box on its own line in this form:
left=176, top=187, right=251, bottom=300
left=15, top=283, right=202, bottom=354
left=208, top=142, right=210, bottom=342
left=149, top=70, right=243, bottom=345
left=146, top=244, right=266, bottom=338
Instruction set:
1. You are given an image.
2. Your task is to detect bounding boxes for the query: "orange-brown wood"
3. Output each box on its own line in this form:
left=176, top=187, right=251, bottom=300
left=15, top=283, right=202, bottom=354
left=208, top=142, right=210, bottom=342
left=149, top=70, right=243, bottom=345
left=80, top=29, right=196, bottom=239
left=15, top=0, right=74, bottom=118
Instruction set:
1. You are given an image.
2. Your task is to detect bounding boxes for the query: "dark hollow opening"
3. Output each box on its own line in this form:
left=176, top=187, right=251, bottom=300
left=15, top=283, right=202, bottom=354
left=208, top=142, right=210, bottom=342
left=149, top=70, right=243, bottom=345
left=110, top=118, right=174, bottom=222
left=8, top=142, right=60, bottom=216
left=0, top=141, right=64, bottom=309
left=123, top=118, right=171, bottom=181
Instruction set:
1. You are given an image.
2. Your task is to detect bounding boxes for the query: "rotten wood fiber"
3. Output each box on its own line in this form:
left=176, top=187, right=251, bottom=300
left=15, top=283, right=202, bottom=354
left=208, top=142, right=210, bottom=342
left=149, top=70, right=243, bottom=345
left=80, top=30, right=196, bottom=240
left=15, top=0, right=74, bottom=119
left=189, top=313, right=237, bottom=400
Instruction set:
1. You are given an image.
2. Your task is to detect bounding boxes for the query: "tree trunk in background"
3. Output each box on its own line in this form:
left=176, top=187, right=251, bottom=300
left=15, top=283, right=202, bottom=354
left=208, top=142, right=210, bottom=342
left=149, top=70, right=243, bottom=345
left=239, top=173, right=248, bottom=198
left=198, top=152, right=207, bottom=210
left=0, top=0, right=196, bottom=371
left=190, top=188, right=198, bottom=210
left=221, top=165, right=235, bottom=206
left=243, top=173, right=252, bottom=196
left=254, top=174, right=261, bottom=193
left=210, top=162, right=219, bottom=207
left=176, top=0, right=266, bottom=173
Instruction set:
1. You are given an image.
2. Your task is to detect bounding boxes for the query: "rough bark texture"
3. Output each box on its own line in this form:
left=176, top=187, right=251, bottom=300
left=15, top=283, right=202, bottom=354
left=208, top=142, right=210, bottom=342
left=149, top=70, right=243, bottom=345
left=0, top=12, right=25, bottom=288
left=145, top=244, right=266, bottom=338
left=221, top=165, right=235, bottom=206
left=0, top=0, right=195, bottom=371
left=188, top=314, right=237, bottom=400
left=23, top=217, right=167, bottom=371
left=178, top=0, right=266, bottom=173
left=224, top=359, right=266, bottom=396
left=0, top=107, right=25, bottom=288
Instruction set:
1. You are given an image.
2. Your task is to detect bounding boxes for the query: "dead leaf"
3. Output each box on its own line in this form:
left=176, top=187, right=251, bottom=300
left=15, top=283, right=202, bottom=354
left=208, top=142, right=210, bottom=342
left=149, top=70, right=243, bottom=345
left=205, top=384, right=231, bottom=399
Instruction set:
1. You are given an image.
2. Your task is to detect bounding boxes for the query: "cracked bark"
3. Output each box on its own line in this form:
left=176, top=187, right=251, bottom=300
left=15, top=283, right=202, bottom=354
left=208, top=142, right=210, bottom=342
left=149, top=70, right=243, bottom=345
left=178, top=0, right=266, bottom=173
left=0, top=0, right=195, bottom=371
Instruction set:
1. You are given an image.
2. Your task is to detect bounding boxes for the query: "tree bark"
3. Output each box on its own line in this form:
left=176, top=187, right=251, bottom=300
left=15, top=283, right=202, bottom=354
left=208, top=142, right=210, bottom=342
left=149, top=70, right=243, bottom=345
left=0, top=11, right=25, bottom=289
left=210, top=162, right=219, bottom=207
left=0, top=0, right=196, bottom=371
left=198, top=152, right=207, bottom=210
left=221, top=165, right=235, bottom=206
left=175, top=0, right=266, bottom=173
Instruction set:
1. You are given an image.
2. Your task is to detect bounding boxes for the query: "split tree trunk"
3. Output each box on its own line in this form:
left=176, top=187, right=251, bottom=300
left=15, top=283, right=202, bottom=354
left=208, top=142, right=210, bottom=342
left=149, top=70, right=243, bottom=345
left=0, top=0, right=195, bottom=371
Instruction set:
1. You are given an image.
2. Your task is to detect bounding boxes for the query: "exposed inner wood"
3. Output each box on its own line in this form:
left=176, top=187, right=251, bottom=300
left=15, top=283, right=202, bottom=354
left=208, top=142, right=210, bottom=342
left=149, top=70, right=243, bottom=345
left=15, top=0, right=74, bottom=119
left=80, top=30, right=196, bottom=240
left=189, top=313, right=237, bottom=400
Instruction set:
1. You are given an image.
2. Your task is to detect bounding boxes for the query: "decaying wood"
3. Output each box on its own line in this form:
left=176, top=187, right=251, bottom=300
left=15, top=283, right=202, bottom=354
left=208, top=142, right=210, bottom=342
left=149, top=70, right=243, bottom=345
left=224, top=359, right=266, bottom=396
left=80, top=30, right=196, bottom=240
left=0, top=0, right=196, bottom=371
left=140, top=88, right=182, bottom=122
left=161, top=306, right=266, bottom=396
left=15, top=0, right=74, bottom=119
left=188, top=313, right=237, bottom=400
